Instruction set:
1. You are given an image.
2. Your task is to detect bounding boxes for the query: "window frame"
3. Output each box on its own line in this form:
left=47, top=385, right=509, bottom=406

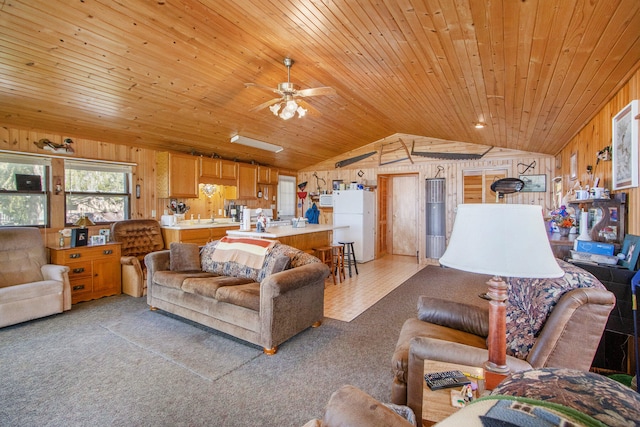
left=64, top=159, right=133, bottom=226
left=0, top=152, right=51, bottom=227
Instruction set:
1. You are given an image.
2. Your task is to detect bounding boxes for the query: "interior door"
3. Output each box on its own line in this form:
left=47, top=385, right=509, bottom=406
left=378, top=175, right=389, bottom=256
left=391, top=175, right=418, bottom=256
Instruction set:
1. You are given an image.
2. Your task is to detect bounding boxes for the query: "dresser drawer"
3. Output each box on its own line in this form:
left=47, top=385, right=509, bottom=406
left=66, top=261, right=92, bottom=279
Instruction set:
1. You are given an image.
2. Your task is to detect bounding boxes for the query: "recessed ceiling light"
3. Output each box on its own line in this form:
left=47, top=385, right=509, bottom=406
left=475, top=122, right=486, bottom=129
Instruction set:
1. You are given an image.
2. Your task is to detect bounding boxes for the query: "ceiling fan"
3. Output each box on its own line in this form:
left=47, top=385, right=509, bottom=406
left=244, top=58, right=335, bottom=120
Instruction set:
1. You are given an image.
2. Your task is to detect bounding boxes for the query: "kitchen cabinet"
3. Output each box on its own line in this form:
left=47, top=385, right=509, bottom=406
left=200, top=156, right=221, bottom=180
left=258, top=166, right=278, bottom=184
left=220, top=160, right=238, bottom=180
left=49, top=242, right=122, bottom=304
left=157, top=152, right=199, bottom=198
left=237, top=163, right=258, bottom=199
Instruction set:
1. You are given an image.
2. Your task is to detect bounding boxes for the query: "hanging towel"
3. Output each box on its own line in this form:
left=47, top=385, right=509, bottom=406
left=305, top=203, right=320, bottom=224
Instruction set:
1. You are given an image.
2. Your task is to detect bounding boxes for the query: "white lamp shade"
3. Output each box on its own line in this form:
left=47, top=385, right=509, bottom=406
left=439, top=204, right=563, bottom=278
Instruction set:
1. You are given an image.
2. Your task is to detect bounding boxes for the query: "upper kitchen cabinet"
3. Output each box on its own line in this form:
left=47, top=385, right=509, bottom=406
left=237, top=163, right=258, bottom=199
left=257, top=166, right=278, bottom=184
left=200, top=157, right=238, bottom=185
left=157, top=152, right=199, bottom=198
left=220, top=160, right=238, bottom=180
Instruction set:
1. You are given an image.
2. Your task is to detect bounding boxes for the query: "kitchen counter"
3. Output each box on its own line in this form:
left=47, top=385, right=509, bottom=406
left=161, top=220, right=240, bottom=230
left=227, top=224, right=348, bottom=253
left=160, top=221, right=241, bottom=248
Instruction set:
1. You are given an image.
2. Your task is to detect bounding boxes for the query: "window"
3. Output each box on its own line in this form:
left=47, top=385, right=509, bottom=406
left=64, top=160, right=132, bottom=225
left=0, top=153, right=49, bottom=226
left=277, top=175, right=296, bottom=219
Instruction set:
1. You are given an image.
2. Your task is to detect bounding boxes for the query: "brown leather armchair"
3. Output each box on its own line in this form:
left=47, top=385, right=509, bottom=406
left=391, top=262, right=616, bottom=419
left=110, top=219, right=165, bottom=297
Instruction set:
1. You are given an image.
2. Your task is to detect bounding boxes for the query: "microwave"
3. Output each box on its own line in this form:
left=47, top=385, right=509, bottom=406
left=318, top=194, right=333, bottom=207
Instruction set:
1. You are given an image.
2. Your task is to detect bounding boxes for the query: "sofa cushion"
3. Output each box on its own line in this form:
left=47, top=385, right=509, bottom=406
left=417, top=297, right=488, bottom=338
left=170, top=242, right=201, bottom=272
left=216, top=282, right=261, bottom=311
left=182, top=275, right=255, bottom=299
left=153, top=270, right=216, bottom=290
left=505, top=259, right=606, bottom=359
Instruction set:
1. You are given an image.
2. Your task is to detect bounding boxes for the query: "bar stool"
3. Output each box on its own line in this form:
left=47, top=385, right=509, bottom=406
left=339, top=241, right=358, bottom=277
left=332, top=244, right=345, bottom=283
left=314, top=246, right=336, bottom=285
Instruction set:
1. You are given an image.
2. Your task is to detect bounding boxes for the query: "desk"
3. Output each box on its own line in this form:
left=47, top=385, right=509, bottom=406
left=422, top=360, right=484, bottom=426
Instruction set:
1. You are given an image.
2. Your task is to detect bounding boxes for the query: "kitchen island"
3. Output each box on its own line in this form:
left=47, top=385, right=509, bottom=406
left=161, top=221, right=241, bottom=248
left=227, top=224, right=347, bottom=253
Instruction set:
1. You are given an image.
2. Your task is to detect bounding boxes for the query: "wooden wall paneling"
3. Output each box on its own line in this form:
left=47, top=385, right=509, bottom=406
left=557, top=69, right=640, bottom=235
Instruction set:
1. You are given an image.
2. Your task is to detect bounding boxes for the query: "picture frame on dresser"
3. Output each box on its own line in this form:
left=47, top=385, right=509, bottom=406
left=612, top=100, right=638, bottom=190
left=70, top=228, right=88, bottom=247
left=90, top=235, right=106, bottom=246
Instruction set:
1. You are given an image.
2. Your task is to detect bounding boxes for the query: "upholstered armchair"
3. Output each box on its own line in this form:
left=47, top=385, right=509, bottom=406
left=0, top=227, right=71, bottom=328
left=110, top=219, right=165, bottom=297
left=391, top=261, right=616, bottom=418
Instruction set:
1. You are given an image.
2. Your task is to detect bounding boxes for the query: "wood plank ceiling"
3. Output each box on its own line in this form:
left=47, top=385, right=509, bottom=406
left=0, top=0, right=638, bottom=171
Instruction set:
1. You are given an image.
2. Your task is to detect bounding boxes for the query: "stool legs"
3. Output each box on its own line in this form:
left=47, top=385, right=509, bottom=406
left=332, top=245, right=345, bottom=283
left=339, top=242, right=358, bottom=277
left=314, top=246, right=336, bottom=285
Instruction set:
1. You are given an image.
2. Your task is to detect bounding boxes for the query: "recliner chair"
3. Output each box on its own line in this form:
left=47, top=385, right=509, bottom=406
left=0, top=227, right=71, bottom=327
left=111, top=219, right=165, bottom=297
left=391, top=260, right=616, bottom=418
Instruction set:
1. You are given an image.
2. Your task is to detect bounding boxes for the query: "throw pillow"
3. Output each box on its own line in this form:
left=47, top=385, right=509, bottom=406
left=256, top=255, right=291, bottom=282
left=505, top=259, right=605, bottom=359
left=169, top=242, right=201, bottom=272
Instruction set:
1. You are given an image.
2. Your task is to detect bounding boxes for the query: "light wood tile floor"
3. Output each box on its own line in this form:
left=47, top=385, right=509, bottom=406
left=324, top=254, right=435, bottom=322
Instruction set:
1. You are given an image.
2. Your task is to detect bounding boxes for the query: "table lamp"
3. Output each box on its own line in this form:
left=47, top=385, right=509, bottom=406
left=74, top=214, right=95, bottom=228
left=439, top=204, right=563, bottom=383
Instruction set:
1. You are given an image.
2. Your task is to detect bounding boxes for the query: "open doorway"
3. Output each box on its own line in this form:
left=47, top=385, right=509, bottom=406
left=378, top=173, right=419, bottom=259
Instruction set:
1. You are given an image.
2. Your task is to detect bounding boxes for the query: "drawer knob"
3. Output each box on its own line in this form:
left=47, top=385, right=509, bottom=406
left=69, top=253, right=81, bottom=259
left=103, top=249, right=113, bottom=255
left=72, top=267, right=85, bottom=274
left=72, top=285, right=85, bottom=291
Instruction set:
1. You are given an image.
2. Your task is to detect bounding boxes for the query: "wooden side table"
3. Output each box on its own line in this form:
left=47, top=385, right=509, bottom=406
left=422, top=360, right=485, bottom=426
left=49, top=242, right=122, bottom=304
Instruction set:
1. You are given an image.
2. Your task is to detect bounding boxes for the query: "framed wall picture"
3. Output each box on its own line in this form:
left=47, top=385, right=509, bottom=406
left=519, top=174, right=547, bottom=192
left=612, top=100, right=638, bottom=190
left=570, top=152, right=578, bottom=180
left=90, top=235, right=106, bottom=246
left=71, top=228, right=88, bottom=247
left=619, top=234, right=640, bottom=270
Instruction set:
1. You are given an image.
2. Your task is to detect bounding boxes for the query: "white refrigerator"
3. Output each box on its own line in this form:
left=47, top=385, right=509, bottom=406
left=332, top=190, right=375, bottom=262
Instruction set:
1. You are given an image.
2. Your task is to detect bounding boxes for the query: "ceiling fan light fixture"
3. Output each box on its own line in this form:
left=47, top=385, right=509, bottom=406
left=279, top=100, right=299, bottom=120
left=230, top=135, right=283, bottom=153
left=269, top=103, right=281, bottom=116
left=296, top=106, right=307, bottom=118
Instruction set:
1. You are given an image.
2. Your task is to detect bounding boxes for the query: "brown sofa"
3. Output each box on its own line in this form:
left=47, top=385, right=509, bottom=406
left=0, top=227, right=71, bottom=328
left=145, top=238, right=329, bottom=354
left=111, top=219, right=165, bottom=297
left=391, top=261, right=616, bottom=418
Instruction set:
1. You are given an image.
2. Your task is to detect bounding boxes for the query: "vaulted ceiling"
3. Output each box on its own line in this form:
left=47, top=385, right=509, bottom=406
left=1, top=0, right=639, bottom=170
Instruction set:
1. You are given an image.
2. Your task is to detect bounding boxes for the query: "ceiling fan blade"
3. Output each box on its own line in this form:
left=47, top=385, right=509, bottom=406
left=296, top=99, right=322, bottom=116
left=295, top=86, right=336, bottom=98
left=244, top=82, right=281, bottom=95
left=249, top=97, right=283, bottom=112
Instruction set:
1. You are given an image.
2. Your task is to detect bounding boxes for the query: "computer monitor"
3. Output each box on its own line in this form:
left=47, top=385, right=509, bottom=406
left=15, top=174, right=42, bottom=191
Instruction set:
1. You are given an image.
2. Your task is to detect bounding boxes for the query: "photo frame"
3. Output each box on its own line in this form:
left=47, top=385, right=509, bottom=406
left=71, top=228, right=88, bottom=247
left=99, top=228, right=110, bottom=242
left=612, top=100, right=638, bottom=190
left=90, top=235, right=106, bottom=246
left=570, top=152, right=578, bottom=180
left=619, top=234, right=640, bottom=270
left=332, top=179, right=343, bottom=191
left=519, top=174, right=546, bottom=192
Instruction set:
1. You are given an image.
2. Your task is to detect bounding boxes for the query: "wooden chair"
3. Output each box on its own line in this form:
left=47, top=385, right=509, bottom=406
left=314, top=246, right=336, bottom=285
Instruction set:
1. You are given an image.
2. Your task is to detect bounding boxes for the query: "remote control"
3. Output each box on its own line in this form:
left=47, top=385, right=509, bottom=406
left=424, top=370, right=471, bottom=390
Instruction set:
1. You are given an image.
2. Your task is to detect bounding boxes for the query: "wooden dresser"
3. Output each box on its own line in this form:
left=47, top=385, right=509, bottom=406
left=49, top=242, right=122, bottom=304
